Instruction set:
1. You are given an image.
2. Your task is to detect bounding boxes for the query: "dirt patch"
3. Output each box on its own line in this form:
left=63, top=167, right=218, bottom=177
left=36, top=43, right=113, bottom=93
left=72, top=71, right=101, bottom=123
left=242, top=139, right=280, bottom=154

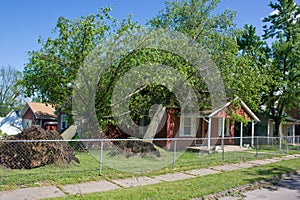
left=118, top=140, right=161, bottom=158
left=102, top=124, right=130, bottom=139
left=103, top=124, right=160, bottom=158
left=0, top=126, right=79, bottom=169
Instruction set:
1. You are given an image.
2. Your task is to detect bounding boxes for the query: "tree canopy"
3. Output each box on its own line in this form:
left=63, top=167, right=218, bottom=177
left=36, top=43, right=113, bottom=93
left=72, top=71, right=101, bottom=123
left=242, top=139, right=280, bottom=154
left=148, top=0, right=268, bottom=111
left=21, top=0, right=300, bottom=136
left=262, top=0, right=300, bottom=135
left=22, top=8, right=137, bottom=114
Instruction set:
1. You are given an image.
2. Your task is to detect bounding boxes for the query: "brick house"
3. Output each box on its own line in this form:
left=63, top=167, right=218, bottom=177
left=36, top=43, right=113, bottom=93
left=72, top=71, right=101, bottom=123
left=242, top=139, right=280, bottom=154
left=153, top=100, right=260, bottom=150
left=266, top=108, right=300, bottom=144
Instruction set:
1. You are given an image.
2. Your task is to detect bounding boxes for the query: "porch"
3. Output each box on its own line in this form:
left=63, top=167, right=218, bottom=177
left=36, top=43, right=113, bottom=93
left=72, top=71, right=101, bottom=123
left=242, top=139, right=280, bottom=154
left=154, top=99, right=260, bottom=150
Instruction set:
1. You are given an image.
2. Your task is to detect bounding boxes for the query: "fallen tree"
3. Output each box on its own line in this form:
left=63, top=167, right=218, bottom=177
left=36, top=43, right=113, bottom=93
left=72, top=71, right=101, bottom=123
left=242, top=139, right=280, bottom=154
left=0, top=126, right=79, bottom=169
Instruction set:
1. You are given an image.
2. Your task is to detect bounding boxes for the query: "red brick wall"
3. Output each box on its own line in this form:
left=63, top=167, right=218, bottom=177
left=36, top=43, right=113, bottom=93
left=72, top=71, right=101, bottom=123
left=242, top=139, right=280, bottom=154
left=154, top=108, right=180, bottom=150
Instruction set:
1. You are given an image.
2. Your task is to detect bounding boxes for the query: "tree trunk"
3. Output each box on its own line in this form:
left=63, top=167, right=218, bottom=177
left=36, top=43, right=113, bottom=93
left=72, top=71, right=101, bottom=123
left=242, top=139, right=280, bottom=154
left=274, top=118, right=281, bottom=137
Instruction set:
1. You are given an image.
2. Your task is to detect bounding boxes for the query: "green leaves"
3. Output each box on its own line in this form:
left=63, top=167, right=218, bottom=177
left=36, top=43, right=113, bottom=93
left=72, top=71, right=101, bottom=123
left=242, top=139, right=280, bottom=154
left=260, top=0, right=300, bottom=135
left=0, top=66, right=24, bottom=116
left=22, top=0, right=300, bottom=136
left=22, top=8, right=136, bottom=115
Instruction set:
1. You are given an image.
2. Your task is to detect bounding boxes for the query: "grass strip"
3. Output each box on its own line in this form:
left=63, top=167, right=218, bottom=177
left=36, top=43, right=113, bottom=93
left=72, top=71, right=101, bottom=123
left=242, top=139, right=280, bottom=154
left=0, top=150, right=292, bottom=191
left=49, top=158, right=300, bottom=200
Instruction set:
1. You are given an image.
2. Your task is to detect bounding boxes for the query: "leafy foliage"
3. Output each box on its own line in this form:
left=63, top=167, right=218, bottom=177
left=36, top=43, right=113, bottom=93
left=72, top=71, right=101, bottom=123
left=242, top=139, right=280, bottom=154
left=95, top=47, right=209, bottom=127
left=261, top=0, right=300, bottom=135
left=22, top=0, right=299, bottom=136
left=148, top=0, right=268, bottom=112
left=22, top=8, right=137, bottom=114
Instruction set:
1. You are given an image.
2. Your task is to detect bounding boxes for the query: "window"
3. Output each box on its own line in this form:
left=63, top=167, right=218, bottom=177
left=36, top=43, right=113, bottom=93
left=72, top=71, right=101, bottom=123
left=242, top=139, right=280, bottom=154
left=23, top=119, right=32, bottom=129
left=225, top=119, right=230, bottom=136
left=218, top=118, right=231, bottom=137
left=218, top=118, right=223, bottom=136
left=180, top=116, right=196, bottom=136
left=60, top=114, right=68, bottom=130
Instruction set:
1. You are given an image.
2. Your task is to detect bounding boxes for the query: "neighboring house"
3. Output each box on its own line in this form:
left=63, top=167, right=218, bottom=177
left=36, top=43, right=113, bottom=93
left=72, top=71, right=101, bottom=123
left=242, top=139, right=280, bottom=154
left=289, top=108, right=300, bottom=137
left=0, top=110, right=23, bottom=135
left=57, top=112, right=69, bottom=133
left=266, top=109, right=300, bottom=144
left=154, top=100, right=260, bottom=150
left=21, top=102, right=57, bottom=130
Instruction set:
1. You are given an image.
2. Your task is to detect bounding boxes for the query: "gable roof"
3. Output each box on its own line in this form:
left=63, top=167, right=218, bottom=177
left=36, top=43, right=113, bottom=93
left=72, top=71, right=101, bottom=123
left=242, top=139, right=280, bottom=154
left=22, top=102, right=57, bottom=120
left=198, top=99, right=260, bottom=122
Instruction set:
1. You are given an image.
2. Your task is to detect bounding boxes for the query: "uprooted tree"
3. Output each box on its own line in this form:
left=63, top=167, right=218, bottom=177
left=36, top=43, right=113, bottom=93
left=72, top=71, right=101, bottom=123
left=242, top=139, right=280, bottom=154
left=22, top=1, right=270, bottom=138
left=0, top=126, right=79, bottom=169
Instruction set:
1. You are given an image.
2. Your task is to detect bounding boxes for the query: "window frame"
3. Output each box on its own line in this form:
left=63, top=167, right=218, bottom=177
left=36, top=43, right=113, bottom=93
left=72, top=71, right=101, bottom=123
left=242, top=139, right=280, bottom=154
left=180, top=116, right=196, bottom=137
left=60, top=114, right=68, bottom=130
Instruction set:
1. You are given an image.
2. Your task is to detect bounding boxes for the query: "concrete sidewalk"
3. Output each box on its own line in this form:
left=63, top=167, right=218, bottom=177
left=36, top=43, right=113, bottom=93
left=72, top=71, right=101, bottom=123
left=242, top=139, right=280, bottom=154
left=1, top=154, right=300, bottom=200
left=216, top=171, right=300, bottom=200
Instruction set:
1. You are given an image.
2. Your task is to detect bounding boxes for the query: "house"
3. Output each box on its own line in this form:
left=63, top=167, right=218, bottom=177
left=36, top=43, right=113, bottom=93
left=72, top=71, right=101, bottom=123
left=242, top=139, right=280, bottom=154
left=0, top=110, right=23, bottom=135
left=266, top=109, right=300, bottom=144
left=153, top=99, right=260, bottom=150
left=56, top=112, right=69, bottom=133
left=21, top=102, right=57, bottom=130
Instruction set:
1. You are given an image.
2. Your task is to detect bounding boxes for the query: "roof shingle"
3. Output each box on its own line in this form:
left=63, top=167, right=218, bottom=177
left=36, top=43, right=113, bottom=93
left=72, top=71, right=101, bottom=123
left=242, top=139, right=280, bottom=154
left=25, top=102, right=57, bottom=119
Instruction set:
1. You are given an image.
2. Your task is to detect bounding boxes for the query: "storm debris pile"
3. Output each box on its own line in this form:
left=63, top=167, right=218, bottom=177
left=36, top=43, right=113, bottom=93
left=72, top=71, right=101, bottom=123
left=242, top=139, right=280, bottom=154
left=0, top=126, right=79, bottom=169
left=108, top=140, right=161, bottom=158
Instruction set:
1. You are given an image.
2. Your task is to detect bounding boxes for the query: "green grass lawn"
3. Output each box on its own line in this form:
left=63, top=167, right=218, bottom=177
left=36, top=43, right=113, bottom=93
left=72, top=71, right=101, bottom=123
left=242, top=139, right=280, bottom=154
left=0, top=147, right=295, bottom=191
left=49, top=158, right=300, bottom=200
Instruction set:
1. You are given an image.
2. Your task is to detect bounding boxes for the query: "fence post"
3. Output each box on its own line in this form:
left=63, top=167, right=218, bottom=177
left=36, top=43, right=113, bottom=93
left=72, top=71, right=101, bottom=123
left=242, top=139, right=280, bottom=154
left=172, top=140, right=177, bottom=169
left=255, top=136, right=258, bottom=157
left=99, top=140, right=104, bottom=176
left=286, top=135, right=288, bottom=155
left=279, top=136, right=282, bottom=153
left=221, top=117, right=225, bottom=162
left=222, top=136, right=225, bottom=162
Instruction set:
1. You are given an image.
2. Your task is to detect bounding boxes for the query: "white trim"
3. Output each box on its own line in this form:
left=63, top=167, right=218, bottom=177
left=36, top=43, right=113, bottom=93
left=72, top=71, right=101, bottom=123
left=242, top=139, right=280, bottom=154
left=202, top=118, right=205, bottom=138
left=207, top=99, right=260, bottom=122
left=207, top=118, right=211, bottom=150
left=240, top=100, right=260, bottom=122
left=225, top=119, right=230, bottom=136
left=60, top=114, right=68, bottom=130
left=23, top=119, right=32, bottom=129
left=240, top=122, right=243, bottom=148
left=292, top=124, right=295, bottom=145
left=279, top=123, right=282, bottom=137
left=208, top=102, right=231, bottom=118
left=267, top=120, right=270, bottom=144
left=218, top=118, right=223, bottom=136
left=251, top=120, right=255, bottom=148
left=221, top=118, right=225, bottom=147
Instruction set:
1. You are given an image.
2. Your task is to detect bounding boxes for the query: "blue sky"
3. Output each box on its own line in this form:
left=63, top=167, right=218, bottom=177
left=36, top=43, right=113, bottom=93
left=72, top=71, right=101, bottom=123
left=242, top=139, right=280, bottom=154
left=0, top=0, right=294, bottom=71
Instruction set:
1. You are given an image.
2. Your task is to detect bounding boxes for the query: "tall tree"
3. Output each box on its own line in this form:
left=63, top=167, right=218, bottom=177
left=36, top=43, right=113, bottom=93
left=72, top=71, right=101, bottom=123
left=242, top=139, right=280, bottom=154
left=0, top=66, right=24, bottom=116
left=262, top=0, right=300, bottom=136
left=236, top=24, right=271, bottom=109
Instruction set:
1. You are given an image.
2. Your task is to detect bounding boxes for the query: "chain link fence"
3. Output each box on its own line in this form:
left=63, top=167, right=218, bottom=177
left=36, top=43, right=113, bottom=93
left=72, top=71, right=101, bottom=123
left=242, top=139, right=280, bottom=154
left=0, top=136, right=300, bottom=189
